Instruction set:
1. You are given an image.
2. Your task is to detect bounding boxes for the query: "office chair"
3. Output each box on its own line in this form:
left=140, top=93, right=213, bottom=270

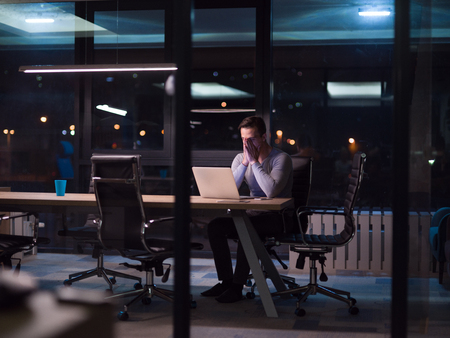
left=429, top=207, right=450, bottom=284
left=58, top=166, right=142, bottom=290
left=91, top=154, right=203, bottom=320
left=0, top=212, right=50, bottom=275
left=271, top=152, right=366, bottom=317
left=245, top=156, right=313, bottom=298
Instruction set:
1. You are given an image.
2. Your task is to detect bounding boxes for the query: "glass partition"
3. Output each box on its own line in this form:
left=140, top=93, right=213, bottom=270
left=191, top=7, right=256, bottom=151
left=0, top=2, right=76, bottom=192
left=91, top=70, right=171, bottom=151
left=408, top=1, right=450, bottom=336
left=273, top=1, right=395, bottom=208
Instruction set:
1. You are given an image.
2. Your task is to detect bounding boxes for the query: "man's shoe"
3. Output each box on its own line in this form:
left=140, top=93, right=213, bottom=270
left=215, top=288, right=243, bottom=303
left=201, top=283, right=227, bottom=297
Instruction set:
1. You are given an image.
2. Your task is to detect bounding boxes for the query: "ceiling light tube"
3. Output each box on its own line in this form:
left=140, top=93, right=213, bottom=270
left=190, top=109, right=256, bottom=113
left=96, top=104, right=127, bottom=116
left=25, top=18, right=55, bottom=23
left=358, top=9, right=391, bottom=17
left=18, top=63, right=177, bottom=73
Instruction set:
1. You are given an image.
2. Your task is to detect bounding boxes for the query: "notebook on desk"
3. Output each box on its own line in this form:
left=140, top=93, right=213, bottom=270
left=192, top=167, right=254, bottom=202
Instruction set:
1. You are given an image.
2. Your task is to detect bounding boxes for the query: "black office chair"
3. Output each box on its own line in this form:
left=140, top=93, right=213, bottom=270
left=0, top=212, right=50, bottom=275
left=91, top=154, right=203, bottom=320
left=271, top=152, right=366, bottom=317
left=58, top=166, right=142, bottom=290
left=245, top=156, right=313, bottom=297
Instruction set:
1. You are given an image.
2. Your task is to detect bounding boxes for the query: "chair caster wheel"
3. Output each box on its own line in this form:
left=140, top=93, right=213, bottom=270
left=246, top=279, right=253, bottom=287
left=246, top=292, right=255, bottom=299
left=295, top=308, right=306, bottom=317
left=191, top=300, right=197, bottom=309
left=63, top=279, right=72, bottom=286
left=134, top=282, right=143, bottom=290
left=349, top=306, right=359, bottom=315
left=142, top=297, right=152, bottom=305
left=349, top=297, right=357, bottom=305
left=109, top=277, right=116, bottom=285
left=117, top=311, right=129, bottom=321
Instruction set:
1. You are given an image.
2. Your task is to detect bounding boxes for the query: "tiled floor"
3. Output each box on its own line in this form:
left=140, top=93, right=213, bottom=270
left=5, top=252, right=450, bottom=337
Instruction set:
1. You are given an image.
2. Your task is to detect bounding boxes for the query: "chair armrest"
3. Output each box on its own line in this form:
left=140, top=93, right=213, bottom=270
left=294, top=207, right=346, bottom=245
left=149, top=217, right=175, bottom=224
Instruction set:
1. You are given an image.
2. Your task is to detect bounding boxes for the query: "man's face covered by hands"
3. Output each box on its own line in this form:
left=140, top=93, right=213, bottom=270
left=241, top=127, right=266, bottom=164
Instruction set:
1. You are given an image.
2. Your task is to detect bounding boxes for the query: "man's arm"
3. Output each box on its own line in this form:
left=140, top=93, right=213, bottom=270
left=251, top=153, right=292, bottom=198
left=232, top=153, right=246, bottom=188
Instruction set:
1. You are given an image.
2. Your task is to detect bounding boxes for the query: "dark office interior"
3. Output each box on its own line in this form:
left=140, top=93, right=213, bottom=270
left=1, top=0, right=450, bottom=337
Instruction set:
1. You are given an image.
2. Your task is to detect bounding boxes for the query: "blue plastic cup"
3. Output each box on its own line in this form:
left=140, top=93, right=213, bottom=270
left=159, top=169, right=168, bottom=179
left=55, top=180, right=67, bottom=196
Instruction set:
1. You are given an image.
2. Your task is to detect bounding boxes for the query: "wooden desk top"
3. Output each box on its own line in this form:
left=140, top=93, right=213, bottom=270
left=0, top=192, right=293, bottom=212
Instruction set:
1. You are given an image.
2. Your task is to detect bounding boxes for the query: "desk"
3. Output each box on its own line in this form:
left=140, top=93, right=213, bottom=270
left=0, top=192, right=293, bottom=317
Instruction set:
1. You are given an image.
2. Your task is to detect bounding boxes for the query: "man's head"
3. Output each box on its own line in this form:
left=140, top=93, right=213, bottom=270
left=238, top=116, right=266, bottom=137
left=238, top=116, right=267, bottom=147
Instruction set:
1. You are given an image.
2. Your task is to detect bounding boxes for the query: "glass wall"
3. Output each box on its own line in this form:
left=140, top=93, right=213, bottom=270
left=91, top=8, right=168, bottom=152
left=91, top=71, right=168, bottom=151
left=2, top=1, right=450, bottom=335
left=0, top=2, right=76, bottom=192
left=407, top=1, right=450, bottom=336
left=191, top=7, right=256, bottom=152
left=272, top=1, right=395, bottom=208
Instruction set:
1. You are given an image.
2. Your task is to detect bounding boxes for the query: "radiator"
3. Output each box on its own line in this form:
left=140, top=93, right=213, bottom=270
left=10, top=212, right=38, bottom=256
left=288, top=210, right=434, bottom=277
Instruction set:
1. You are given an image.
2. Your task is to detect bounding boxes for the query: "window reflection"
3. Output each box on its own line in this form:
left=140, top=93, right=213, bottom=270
left=91, top=71, right=171, bottom=150
left=191, top=7, right=256, bottom=151
left=94, top=10, right=165, bottom=49
left=273, top=1, right=395, bottom=208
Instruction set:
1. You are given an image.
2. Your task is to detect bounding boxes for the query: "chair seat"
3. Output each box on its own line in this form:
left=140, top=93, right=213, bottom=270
left=0, top=234, right=50, bottom=251
left=275, top=233, right=344, bottom=246
left=132, top=239, right=203, bottom=255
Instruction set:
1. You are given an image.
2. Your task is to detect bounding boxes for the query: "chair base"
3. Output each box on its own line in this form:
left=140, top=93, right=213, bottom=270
left=246, top=272, right=299, bottom=295
left=114, top=284, right=176, bottom=320
left=63, top=254, right=142, bottom=290
left=272, top=260, right=358, bottom=316
left=107, top=269, right=196, bottom=321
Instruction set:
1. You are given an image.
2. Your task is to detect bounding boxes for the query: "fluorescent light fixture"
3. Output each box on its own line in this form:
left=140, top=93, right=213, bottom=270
left=327, top=82, right=381, bottom=99
left=190, top=83, right=254, bottom=99
left=191, top=109, right=255, bottom=113
left=96, top=104, right=127, bottom=116
left=153, top=82, right=255, bottom=99
left=359, top=9, right=391, bottom=17
left=25, top=18, right=54, bottom=23
left=0, top=3, right=108, bottom=34
left=18, top=63, right=177, bottom=73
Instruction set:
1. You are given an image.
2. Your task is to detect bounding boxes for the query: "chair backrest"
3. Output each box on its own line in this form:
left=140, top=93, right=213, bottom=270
left=91, top=154, right=147, bottom=253
left=339, top=151, right=366, bottom=241
left=291, top=156, right=313, bottom=208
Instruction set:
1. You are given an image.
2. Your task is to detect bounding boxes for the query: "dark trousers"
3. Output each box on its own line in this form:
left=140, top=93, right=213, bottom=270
left=207, top=212, right=285, bottom=285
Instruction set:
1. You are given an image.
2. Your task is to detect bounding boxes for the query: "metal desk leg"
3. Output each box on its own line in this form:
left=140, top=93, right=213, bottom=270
left=231, top=210, right=285, bottom=318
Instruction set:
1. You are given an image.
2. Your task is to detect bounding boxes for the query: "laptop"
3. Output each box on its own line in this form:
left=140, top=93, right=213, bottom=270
left=192, top=167, right=255, bottom=201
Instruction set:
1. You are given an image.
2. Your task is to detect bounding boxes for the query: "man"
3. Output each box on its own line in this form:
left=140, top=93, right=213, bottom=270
left=201, top=116, right=293, bottom=303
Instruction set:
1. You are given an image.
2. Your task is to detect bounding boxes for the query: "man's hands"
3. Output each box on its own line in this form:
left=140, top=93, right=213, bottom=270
left=242, top=138, right=260, bottom=166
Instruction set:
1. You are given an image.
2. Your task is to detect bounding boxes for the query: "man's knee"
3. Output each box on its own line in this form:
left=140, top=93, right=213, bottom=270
left=207, top=217, right=234, bottom=238
left=207, top=217, right=226, bottom=237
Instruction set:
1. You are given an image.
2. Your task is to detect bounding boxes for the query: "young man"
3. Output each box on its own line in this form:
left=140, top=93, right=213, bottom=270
left=201, top=116, right=293, bottom=303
